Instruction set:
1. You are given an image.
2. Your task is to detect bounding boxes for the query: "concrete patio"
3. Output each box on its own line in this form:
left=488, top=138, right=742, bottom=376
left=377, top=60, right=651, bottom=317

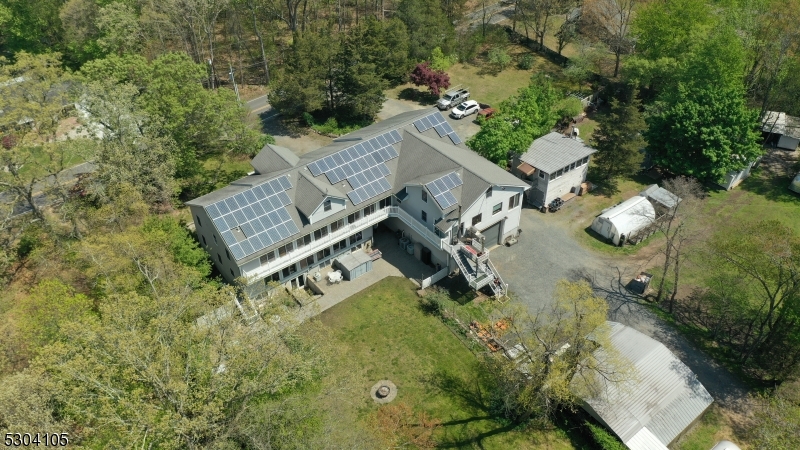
left=300, top=228, right=438, bottom=319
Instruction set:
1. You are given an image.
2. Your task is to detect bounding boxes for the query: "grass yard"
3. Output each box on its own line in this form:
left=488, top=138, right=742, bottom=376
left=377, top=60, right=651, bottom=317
left=310, top=276, right=585, bottom=449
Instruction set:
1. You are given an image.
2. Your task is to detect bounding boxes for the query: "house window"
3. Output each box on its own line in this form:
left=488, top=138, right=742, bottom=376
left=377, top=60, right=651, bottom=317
left=299, top=258, right=309, bottom=270
left=493, top=203, right=502, bottom=215
left=217, top=254, right=222, bottom=264
left=379, top=198, right=389, bottom=209
left=316, top=247, right=331, bottom=261
left=213, top=234, right=217, bottom=244
left=472, top=214, right=482, bottom=226
left=539, top=171, right=546, bottom=179
left=196, top=216, right=202, bottom=227
left=421, top=210, right=427, bottom=222
left=486, top=187, right=493, bottom=197
left=230, top=269, right=235, bottom=278
left=202, top=235, right=207, bottom=245
left=330, top=218, right=345, bottom=233
left=556, top=169, right=563, bottom=178
left=364, top=204, right=376, bottom=216
left=296, top=234, right=311, bottom=249
left=278, top=243, right=292, bottom=257
left=306, top=255, right=315, bottom=266
left=267, top=251, right=275, bottom=263
left=282, top=264, right=297, bottom=278
left=225, top=249, right=230, bottom=260
left=582, top=156, right=589, bottom=165
left=509, top=193, right=521, bottom=209
left=422, top=190, right=428, bottom=202
left=323, top=199, right=332, bottom=212
left=570, top=162, right=576, bottom=170
left=314, top=226, right=328, bottom=240
left=348, top=211, right=361, bottom=224
left=333, top=239, right=347, bottom=252
left=260, top=253, right=271, bottom=266
left=350, top=231, right=363, bottom=245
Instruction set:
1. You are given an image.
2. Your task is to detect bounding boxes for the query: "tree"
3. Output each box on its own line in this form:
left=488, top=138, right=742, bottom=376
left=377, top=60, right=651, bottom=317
left=631, top=0, right=714, bottom=62
left=650, top=177, right=705, bottom=309
left=467, top=77, right=559, bottom=167
left=582, top=0, right=637, bottom=77
left=518, top=0, right=571, bottom=51
left=409, top=62, right=451, bottom=96
left=396, top=0, right=455, bottom=62
left=488, top=47, right=512, bottom=72
left=643, top=82, right=763, bottom=183
left=750, top=380, right=800, bottom=449
left=0, top=52, right=89, bottom=221
left=590, top=96, right=645, bottom=182
left=484, top=280, right=633, bottom=423
left=696, top=220, right=800, bottom=379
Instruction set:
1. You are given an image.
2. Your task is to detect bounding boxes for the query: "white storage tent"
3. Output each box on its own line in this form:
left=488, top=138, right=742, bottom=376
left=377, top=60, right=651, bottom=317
left=591, top=196, right=655, bottom=245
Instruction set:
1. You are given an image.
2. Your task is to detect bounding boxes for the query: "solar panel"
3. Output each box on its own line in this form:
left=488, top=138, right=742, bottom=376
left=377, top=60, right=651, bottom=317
left=325, top=171, right=339, bottom=184
left=413, top=120, right=425, bottom=132
left=251, top=219, right=265, bottom=233
left=275, top=223, right=289, bottom=238
left=206, top=204, right=220, bottom=219
left=355, top=143, right=367, bottom=156
left=363, top=182, right=377, bottom=198
left=376, top=134, right=388, bottom=147
left=390, top=130, right=402, bottom=142
left=222, top=230, right=236, bottom=245
left=426, top=182, right=441, bottom=196
left=234, top=193, right=248, bottom=208
left=349, top=175, right=362, bottom=189
left=243, top=190, right=257, bottom=203
left=434, top=179, right=448, bottom=193
left=448, top=172, right=463, bottom=187
left=308, top=161, right=322, bottom=176
left=386, top=146, right=399, bottom=159
left=230, top=244, right=245, bottom=260
left=239, top=240, right=254, bottom=255
left=260, top=215, right=272, bottom=228
left=232, top=209, right=246, bottom=223
left=347, top=190, right=361, bottom=204
left=356, top=172, right=368, bottom=186
left=421, top=116, right=432, bottom=129
left=441, top=121, right=454, bottom=134
left=372, top=151, right=385, bottom=163
left=449, top=133, right=462, bottom=145
left=434, top=124, right=447, bottom=137
left=267, top=228, right=280, bottom=243
left=342, top=164, right=355, bottom=177
left=224, top=198, right=238, bottom=211
left=332, top=152, right=345, bottom=166
left=377, top=178, right=392, bottom=192
left=378, top=164, right=390, bottom=177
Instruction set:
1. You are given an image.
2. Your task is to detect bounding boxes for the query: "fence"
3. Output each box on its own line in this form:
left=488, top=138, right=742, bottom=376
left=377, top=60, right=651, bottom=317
left=420, top=266, right=450, bottom=289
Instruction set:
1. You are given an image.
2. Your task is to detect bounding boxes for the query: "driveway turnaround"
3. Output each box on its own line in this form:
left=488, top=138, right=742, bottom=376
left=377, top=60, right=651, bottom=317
left=490, top=206, right=750, bottom=413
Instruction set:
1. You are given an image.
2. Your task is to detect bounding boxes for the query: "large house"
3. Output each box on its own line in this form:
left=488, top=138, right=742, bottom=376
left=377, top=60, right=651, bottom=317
left=187, top=109, right=528, bottom=299
left=510, top=132, right=597, bottom=208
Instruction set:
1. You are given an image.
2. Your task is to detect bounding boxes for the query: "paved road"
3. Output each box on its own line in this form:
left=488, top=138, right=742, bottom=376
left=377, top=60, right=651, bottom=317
left=490, top=207, right=750, bottom=413
left=246, top=94, right=271, bottom=114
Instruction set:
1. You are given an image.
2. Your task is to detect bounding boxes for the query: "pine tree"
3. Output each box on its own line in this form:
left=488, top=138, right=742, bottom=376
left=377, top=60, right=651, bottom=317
left=591, top=96, right=646, bottom=181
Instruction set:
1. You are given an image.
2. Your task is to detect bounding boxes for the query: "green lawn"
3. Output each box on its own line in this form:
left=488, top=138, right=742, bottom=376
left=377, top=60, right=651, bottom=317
left=310, top=277, right=583, bottom=449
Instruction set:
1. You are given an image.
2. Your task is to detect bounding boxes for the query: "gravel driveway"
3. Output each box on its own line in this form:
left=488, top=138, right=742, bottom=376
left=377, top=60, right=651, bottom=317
left=490, top=206, right=750, bottom=413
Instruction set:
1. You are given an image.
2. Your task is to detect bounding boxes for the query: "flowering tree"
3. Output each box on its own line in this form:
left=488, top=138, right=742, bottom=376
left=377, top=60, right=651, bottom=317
left=409, top=62, right=450, bottom=96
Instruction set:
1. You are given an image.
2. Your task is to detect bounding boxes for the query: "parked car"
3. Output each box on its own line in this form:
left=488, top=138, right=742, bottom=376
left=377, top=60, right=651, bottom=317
left=478, top=103, right=496, bottom=119
left=450, top=100, right=480, bottom=119
left=437, top=88, right=470, bottom=110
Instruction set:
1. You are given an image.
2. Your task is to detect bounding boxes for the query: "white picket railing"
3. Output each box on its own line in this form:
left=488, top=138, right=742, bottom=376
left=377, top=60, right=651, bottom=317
left=243, top=205, right=450, bottom=284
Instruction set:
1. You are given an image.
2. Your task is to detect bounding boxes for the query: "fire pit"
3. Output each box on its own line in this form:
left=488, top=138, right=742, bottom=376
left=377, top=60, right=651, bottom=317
left=370, top=380, right=397, bottom=404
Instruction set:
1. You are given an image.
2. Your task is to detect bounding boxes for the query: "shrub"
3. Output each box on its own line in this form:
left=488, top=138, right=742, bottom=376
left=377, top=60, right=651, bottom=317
left=585, top=421, right=626, bottom=450
left=488, top=48, right=511, bottom=72
left=518, top=54, right=535, bottom=70
left=430, top=47, right=458, bottom=71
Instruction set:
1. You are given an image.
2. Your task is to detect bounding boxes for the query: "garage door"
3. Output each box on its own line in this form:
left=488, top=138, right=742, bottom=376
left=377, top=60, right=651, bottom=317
left=481, top=221, right=502, bottom=246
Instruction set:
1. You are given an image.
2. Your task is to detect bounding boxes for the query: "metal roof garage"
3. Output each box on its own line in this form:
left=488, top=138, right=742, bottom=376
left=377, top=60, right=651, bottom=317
left=576, top=322, right=714, bottom=450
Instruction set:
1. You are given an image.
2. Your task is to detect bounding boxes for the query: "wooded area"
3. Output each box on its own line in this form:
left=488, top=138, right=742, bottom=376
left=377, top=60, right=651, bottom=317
left=2, top=0, right=800, bottom=447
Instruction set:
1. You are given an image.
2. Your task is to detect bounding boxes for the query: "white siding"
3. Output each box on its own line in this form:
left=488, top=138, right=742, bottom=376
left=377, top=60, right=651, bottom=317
left=542, top=164, right=588, bottom=205
left=401, top=185, right=444, bottom=232
left=308, top=196, right=347, bottom=225
left=460, top=186, right=525, bottom=245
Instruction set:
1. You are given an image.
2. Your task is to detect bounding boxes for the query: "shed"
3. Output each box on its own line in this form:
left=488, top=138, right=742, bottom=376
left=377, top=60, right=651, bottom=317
left=639, top=184, right=680, bottom=210
left=762, top=111, right=800, bottom=150
left=334, top=251, right=373, bottom=280
left=591, top=196, right=655, bottom=245
left=575, top=322, right=714, bottom=450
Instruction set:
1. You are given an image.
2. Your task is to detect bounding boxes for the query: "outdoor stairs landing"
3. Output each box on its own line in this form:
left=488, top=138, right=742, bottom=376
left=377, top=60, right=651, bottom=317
left=450, top=243, right=507, bottom=298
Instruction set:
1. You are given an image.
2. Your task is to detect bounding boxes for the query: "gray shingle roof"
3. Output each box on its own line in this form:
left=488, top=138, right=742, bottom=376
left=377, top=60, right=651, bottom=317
left=189, top=109, right=530, bottom=264
left=251, top=144, right=299, bottom=174
left=294, top=172, right=345, bottom=219
left=519, top=132, right=597, bottom=174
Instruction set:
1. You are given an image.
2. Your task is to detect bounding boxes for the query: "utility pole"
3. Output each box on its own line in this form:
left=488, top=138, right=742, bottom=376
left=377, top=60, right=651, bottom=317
left=229, top=63, right=240, bottom=102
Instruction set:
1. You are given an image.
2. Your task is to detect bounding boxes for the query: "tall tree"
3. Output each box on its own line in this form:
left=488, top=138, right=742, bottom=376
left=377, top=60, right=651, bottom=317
left=484, top=280, right=633, bottom=424
left=590, top=96, right=645, bottom=182
left=396, top=0, right=455, bottom=62
left=467, top=77, right=559, bottom=167
left=643, top=82, right=762, bottom=182
left=582, top=0, right=637, bottom=77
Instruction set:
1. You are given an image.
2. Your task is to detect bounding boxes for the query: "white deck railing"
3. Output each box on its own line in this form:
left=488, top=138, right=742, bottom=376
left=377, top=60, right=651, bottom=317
left=243, top=205, right=450, bottom=284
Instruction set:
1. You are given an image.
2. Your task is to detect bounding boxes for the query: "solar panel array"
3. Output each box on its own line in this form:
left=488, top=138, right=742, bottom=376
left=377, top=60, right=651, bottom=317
left=306, top=130, right=402, bottom=206
left=413, top=111, right=463, bottom=145
left=425, top=172, right=463, bottom=210
left=205, top=175, right=299, bottom=260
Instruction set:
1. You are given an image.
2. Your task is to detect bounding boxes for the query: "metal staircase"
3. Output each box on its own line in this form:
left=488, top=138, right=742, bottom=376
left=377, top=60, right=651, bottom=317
left=450, top=243, right=507, bottom=298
